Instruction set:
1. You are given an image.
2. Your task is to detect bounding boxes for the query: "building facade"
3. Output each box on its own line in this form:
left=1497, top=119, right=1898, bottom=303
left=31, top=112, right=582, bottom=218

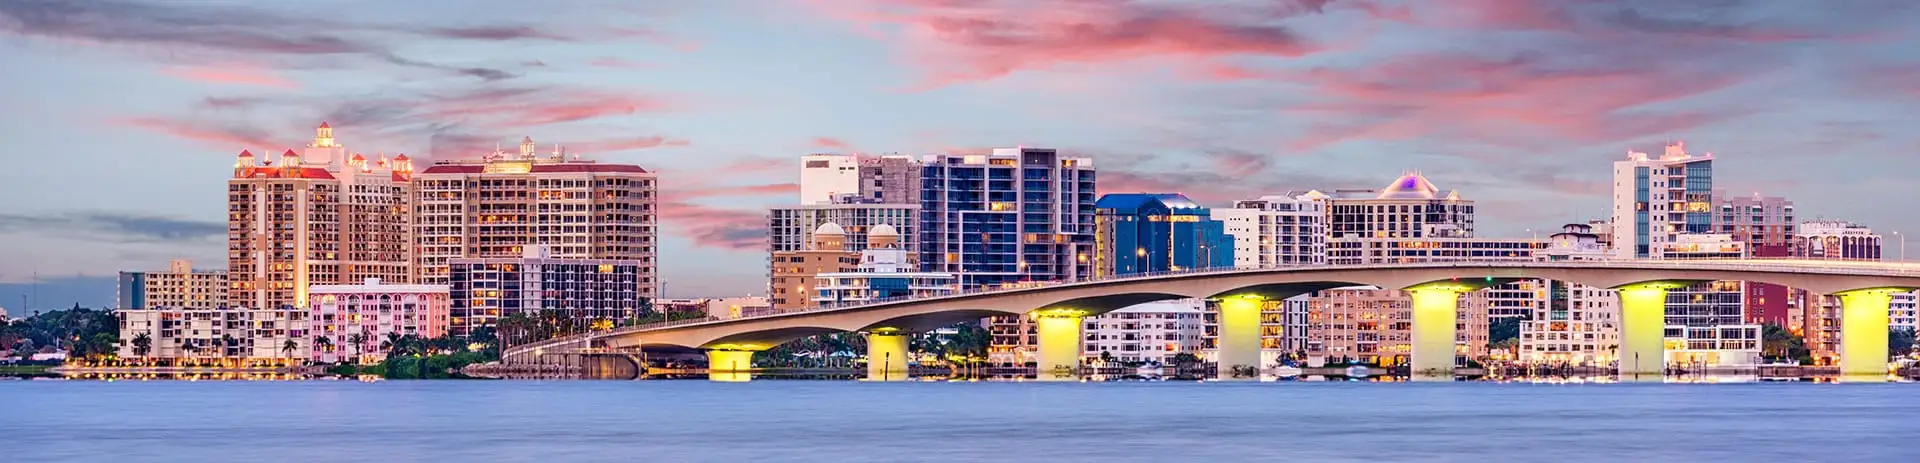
left=800, top=153, right=861, bottom=205
left=117, top=259, right=227, bottom=310
left=1518, top=280, right=1620, bottom=365
left=1303, top=288, right=1490, bottom=367
left=228, top=123, right=416, bottom=310
left=1326, top=172, right=1474, bottom=239
left=413, top=137, right=657, bottom=300
left=812, top=225, right=957, bottom=306
left=1793, top=220, right=1881, bottom=261
left=917, top=148, right=1096, bottom=288
left=1091, top=193, right=1234, bottom=277
left=306, top=278, right=451, bottom=364
left=116, top=307, right=309, bottom=366
left=1611, top=141, right=1714, bottom=259
left=1082, top=299, right=1206, bottom=365
left=858, top=154, right=922, bottom=205
left=768, top=223, right=861, bottom=310
left=1713, top=192, right=1795, bottom=257
left=446, top=246, right=650, bottom=337
left=1214, top=194, right=1327, bottom=269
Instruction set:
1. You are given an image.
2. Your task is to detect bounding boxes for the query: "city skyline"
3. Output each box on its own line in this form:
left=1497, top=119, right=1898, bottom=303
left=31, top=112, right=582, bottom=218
left=3, top=1, right=1920, bottom=305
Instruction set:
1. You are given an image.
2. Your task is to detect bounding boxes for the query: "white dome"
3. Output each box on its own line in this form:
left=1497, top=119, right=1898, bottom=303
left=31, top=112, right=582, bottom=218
left=870, top=223, right=898, bottom=236
left=814, top=222, right=846, bottom=236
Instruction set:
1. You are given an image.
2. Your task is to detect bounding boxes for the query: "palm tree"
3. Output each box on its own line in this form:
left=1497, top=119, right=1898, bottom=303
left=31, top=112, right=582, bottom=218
left=281, top=339, right=299, bottom=363
left=348, top=332, right=369, bottom=364
left=131, top=332, right=152, bottom=365
left=381, top=332, right=406, bottom=360
left=220, top=334, right=239, bottom=366
left=315, top=336, right=334, bottom=361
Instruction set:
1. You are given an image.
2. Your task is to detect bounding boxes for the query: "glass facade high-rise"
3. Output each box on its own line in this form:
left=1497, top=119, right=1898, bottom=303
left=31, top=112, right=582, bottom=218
left=1611, top=142, right=1714, bottom=259
left=917, top=148, right=1096, bottom=288
left=1092, top=193, right=1234, bottom=277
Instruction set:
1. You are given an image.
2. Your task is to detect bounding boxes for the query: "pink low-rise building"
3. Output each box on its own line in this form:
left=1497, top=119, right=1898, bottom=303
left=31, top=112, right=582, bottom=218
left=307, top=278, right=451, bottom=364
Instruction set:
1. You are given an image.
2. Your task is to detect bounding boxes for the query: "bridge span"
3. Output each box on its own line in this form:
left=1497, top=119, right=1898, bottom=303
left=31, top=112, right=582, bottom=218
left=505, top=260, right=1920, bottom=382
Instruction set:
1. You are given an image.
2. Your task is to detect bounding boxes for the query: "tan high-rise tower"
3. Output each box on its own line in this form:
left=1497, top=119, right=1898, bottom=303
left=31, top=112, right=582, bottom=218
left=227, top=122, right=416, bottom=309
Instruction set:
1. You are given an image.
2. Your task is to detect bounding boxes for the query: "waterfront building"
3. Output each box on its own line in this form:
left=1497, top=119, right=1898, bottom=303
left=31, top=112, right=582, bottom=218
left=767, top=201, right=919, bottom=295
left=769, top=223, right=860, bottom=310
left=700, top=296, right=773, bottom=318
left=1611, top=141, right=1715, bottom=259
left=413, top=136, right=657, bottom=299
left=116, top=306, right=309, bottom=366
left=1302, top=288, right=1489, bottom=367
left=1327, top=172, right=1475, bottom=239
left=917, top=147, right=1096, bottom=288
left=1214, top=194, right=1328, bottom=269
left=1091, top=193, right=1234, bottom=277
left=228, top=123, right=415, bottom=310
left=306, top=278, right=451, bottom=364
left=1518, top=280, right=1620, bottom=366
left=1540, top=223, right=1610, bottom=261
left=1664, top=324, right=1762, bottom=368
left=117, top=259, right=227, bottom=310
left=446, top=246, right=650, bottom=337
left=812, top=225, right=957, bottom=306
left=1082, top=299, right=1206, bottom=365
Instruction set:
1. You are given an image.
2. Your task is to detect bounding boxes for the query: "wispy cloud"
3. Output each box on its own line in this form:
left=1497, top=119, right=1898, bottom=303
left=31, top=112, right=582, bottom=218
left=157, top=64, right=297, bottom=88
left=0, top=211, right=225, bottom=244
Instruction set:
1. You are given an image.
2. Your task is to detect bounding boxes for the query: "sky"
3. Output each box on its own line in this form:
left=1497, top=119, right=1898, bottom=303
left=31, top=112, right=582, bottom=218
left=1, top=0, right=1918, bottom=310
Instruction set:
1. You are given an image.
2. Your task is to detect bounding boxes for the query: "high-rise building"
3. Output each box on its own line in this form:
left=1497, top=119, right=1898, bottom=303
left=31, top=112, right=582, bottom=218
left=413, top=137, right=657, bottom=301
left=768, top=223, right=860, bottom=310
left=768, top=203, right=919, bottom=255
left=446, top=246, right=650, bottom=337
left=117, top=259, right=227, bottom=310
left=1091, top=193, right=1234, bottom=277
left=918, top=148, right=1096, bottom=288
left=1713, top=192, right=1795, bottom=257
left=228, top=123, right=416, bottom=310
left=306, top=278, right=450, bottom=364
left=1611, top=142, right=1714, bottom=259
left=1892, top=292, right=1918, bottom=334
left=856, top=155, right=922, bottom=204
left=800, top=153, right=861, bottom=205
left=1215, top=194, right=1327, bottom=269
left=1327, top=172, right=1474, bottom=239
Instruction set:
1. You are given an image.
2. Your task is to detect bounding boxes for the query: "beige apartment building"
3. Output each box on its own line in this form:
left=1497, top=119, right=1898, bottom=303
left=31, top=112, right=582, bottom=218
left=117, top=259, right=227, bottom=310
left=117, top=306, right=310, bottom=367
left=1304, top=288, right=1490, bottom=367
left=413, top=137, right=658, bottom=300
left=768, top=223, right=860, bottom=310
left=227, top=123, right=416, bottom=310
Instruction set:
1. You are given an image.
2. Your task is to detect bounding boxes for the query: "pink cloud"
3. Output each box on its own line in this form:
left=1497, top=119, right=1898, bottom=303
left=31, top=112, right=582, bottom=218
left=157, top=64, right=297, bottom=89
left=568, top=136, right=690, bottom=153
left=110, top=117, right=277, bottom=149
left=588, top=57, right=653, bottom=69
left=810, top=0, right=1330, bottom=88
left=810, top=137, right=852, bottom=151
left=658, top=201, right=765, bottom=250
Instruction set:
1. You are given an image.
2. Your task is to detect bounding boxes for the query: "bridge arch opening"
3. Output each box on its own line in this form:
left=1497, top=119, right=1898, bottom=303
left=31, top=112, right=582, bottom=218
left=858, top=309, right=1025, bottom=333
left=1033, top=292, right=1194, bottom=317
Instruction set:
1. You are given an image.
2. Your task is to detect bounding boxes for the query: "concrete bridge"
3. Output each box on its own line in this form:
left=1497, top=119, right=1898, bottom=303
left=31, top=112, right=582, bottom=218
left=504, top=260, right=1920, bottom=382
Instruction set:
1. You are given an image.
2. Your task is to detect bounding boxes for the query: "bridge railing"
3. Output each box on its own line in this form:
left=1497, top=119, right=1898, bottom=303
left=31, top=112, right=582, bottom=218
left=506, top=259, right=1920, bottom=357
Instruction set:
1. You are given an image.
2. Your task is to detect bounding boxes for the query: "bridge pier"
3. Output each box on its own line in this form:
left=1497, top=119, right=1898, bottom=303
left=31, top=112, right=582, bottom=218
left=1033, top=309, right=1087, bottom=381
left=707, top=349, right=755, bottom=382
left=1616, top=283, right=1680, bottom=381
left=1216, top=295, right=1264, bottom=380
left=1839, top=289, right=1900, bottom=382
left=1408, top=284, right=1469, bottom=381
left=866, top=329, right=910, bottom=381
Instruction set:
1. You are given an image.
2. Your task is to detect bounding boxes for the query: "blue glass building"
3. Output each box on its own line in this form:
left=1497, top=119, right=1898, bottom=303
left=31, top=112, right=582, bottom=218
left=917, top=148, right=1097, bottom=288
left=1092, top=193, right=1235, bottom=277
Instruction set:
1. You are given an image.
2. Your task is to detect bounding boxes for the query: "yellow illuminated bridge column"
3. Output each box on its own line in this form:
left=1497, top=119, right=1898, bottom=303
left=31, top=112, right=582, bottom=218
left=1033, top=309, right=1088, bottom=381
left=1217, top=295, right=1265, bottom=380
left=1407, top=283, right=1474, bottom=381
left=1838, top=288, right=1907, bottom=382
left=1615, top=283, right=1683, bottom=380
left=706, top=349, right=755, bottom=382
left=866, top=329, right=910, bottom=381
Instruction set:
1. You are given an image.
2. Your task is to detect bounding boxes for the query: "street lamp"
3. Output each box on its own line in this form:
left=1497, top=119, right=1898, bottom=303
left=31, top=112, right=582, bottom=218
left=1895, top=231, right=1906, bottom=262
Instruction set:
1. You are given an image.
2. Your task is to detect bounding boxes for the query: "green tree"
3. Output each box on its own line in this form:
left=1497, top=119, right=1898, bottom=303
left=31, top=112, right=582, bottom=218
left=1762, top=323, right=1811, bottom=363
left=281, top=339, right=299, bottom=361
left=314, top=336, right=333, bottom=359
left=1891, top=327, right=1917, bottom=357
left=1489, top=317, right=1523, bottom=345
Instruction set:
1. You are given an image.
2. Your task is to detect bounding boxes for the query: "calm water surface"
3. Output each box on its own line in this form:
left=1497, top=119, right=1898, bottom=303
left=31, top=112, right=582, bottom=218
left=3, top=380, right=1917, bottom=462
